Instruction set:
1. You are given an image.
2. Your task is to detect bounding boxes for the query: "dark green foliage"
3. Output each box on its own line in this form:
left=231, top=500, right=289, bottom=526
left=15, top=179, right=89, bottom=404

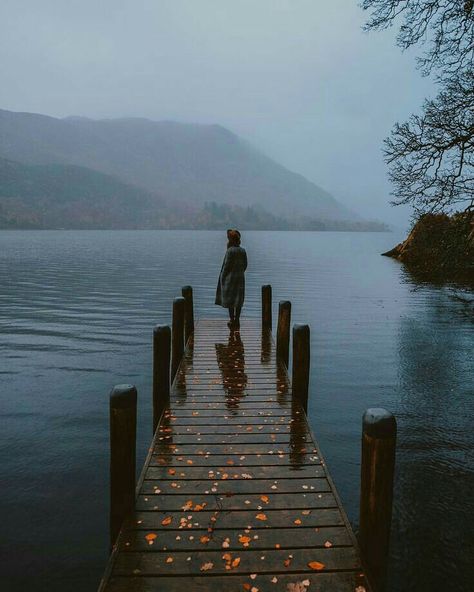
left=0, top=159, right=388, bottom=231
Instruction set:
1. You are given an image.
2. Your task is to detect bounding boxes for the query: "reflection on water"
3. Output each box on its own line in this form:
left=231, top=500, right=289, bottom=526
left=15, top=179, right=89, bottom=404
left=0, top=230, right=473, bottom=592
left=215, top=330, right=248, bottom=413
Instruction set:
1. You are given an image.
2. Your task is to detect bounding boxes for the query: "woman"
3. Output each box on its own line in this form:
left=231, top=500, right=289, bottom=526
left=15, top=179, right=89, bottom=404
left=215, top=229, right=247, bottom=329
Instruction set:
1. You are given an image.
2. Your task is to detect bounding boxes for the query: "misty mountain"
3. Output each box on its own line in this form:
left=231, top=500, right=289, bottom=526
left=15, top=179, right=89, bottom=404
left=0, top=108, right=354, bottom=222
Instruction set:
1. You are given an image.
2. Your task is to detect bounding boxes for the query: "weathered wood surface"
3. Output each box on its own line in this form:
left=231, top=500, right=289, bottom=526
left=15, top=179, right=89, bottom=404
left=99, top=320, right=369, bottom=592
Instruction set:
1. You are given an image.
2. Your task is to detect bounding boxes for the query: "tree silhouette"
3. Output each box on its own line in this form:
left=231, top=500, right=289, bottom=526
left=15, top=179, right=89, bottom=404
left=361, top=0, right=474, bottom=214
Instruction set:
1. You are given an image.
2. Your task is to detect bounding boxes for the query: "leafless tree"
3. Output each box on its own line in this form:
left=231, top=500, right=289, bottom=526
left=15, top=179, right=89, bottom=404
left=361, top=0, right=474, bottom=214
left=362, top=0, right=474, bottom=79
left=386, top=70, right=474, bottom=213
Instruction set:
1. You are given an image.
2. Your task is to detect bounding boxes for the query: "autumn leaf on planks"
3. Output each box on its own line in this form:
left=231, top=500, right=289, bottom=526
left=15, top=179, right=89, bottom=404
left=308, top=561, right=325, bottom=570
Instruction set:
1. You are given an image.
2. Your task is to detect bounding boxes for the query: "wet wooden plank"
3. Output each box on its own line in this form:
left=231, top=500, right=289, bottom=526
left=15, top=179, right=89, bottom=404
left=99, top=320, right=369, bottom=592
left=113, top=546, right=360, bottom=576
left=118, top=525, right=352, bottom=551
left=104, top=572, right=367, bottom=592
left=151, top=444, right=316, bottom=456
left=125, top=508, right=346, bottom=530
left=145, top=464, right=327, bottom=480
left=150, top=454, right=320, bottom=467
left=136, top=492, right=338, bottom=511
left=140, top=477, right=330, bottom=494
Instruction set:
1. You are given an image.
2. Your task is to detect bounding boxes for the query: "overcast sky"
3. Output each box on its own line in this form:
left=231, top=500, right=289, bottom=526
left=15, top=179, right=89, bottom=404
left=0, top=0, right=435, bottom=227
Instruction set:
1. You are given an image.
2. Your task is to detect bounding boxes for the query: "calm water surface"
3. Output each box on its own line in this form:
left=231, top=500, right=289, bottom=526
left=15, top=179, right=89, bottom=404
left=0, top=230, right=473, bottom=592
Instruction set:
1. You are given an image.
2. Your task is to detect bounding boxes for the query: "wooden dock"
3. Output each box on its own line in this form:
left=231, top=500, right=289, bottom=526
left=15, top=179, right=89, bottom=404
left=99, top=311, right=373, bottom=591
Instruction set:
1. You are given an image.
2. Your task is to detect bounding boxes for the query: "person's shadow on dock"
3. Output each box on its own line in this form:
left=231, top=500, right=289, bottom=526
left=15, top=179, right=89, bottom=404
left=215, top=330, right=248, bottom=414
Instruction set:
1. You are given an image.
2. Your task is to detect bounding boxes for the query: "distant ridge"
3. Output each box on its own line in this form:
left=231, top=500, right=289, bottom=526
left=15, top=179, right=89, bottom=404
left=0, top=108, right=387, bottom=230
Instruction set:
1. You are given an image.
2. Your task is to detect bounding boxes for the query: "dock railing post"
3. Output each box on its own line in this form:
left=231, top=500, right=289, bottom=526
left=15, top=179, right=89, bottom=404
left=109, top=384, right=137, bottom=550
left=292, top=324, right=310, bottom=412
left=181, top=285, right=194, bottom=344
left=359, top=408, right=397, bottom=592
left=276, top=300, right=291, bottom=368
left=153, top=325, right=171, bottom=434
left=171, top=296, right=185, bottom=384
left=262, top=285, right=272, bottom=332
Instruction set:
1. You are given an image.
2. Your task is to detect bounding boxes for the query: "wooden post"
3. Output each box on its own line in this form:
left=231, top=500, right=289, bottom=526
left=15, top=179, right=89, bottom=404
left=109, top=384, right=137, bottom=549
left=292, top=324, right=310, bottom=412
left=171, top=296, right=185, bottom=384
left=262, top=285, right=272, bottom=332
left=153, top=325, right=171, bottom=434
left=276, top=300, right=291, bottom=368
left=181, top=285, right=194, bottom=344
left=359, top=408, right=397, bottom=592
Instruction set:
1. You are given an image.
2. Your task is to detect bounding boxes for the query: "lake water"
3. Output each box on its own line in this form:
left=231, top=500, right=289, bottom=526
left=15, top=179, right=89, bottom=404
left=0, top=230, right=473, bottom=592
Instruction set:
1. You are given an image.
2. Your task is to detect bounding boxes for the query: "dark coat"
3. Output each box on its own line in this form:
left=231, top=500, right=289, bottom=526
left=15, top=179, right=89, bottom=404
left=215, top=246, right=247, bottom=308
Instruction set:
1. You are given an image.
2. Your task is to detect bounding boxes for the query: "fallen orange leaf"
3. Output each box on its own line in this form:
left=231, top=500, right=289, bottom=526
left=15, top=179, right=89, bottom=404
left=200, top=561, right=214, bottom=571
left=231, top=557, right=241, bottom=568
left=200, top=535, right=210, bottom=544
left=308, top=561, right=325, bottom=571
left=161, top=516, right=172, bottom=526
left=255, top=513, right=267, bottom=521
left=260, top=495, right=269, bottom=504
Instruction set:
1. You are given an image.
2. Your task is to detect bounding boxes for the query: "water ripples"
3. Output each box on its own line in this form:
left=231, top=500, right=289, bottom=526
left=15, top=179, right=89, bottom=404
left=0, top=230, right=473, bottom=592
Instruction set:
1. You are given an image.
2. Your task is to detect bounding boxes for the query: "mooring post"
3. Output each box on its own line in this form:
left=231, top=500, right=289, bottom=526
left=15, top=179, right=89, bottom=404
left=181, top=285, right=194, bottom=344
left=152, top=325, right=171, bottom=434
left=359, top=408, right=397, bottom=592
left=292, top=324, right=310, bottom=412
left=262, top=285, right=272, bottom=332
left=171, top=296, right=185, bottom=383
left=276, top=300, right=291, bottom=368
left=109, top=384, right=137, bottom=550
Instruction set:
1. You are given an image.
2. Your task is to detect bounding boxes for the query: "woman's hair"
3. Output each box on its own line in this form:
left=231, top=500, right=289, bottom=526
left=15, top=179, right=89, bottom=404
left=227, top=229, right=241, bottom=248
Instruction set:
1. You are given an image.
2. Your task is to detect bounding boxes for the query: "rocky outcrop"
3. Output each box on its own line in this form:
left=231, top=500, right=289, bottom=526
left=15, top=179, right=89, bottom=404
left=382, top=212, right=474, bottom=280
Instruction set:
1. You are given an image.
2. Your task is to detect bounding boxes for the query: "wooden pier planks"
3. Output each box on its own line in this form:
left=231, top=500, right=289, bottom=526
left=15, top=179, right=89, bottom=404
left=99, top=319, right=369, bottom=592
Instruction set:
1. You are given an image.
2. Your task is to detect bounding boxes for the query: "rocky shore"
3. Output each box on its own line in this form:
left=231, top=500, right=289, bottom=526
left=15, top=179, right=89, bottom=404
left=382, top=212, right=474, bottom=282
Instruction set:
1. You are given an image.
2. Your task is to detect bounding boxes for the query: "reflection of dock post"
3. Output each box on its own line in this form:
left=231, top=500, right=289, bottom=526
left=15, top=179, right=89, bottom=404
left=261, top=285, right=272, bottom=332
left=181, top=285, right=194, bottom=344
left=276, top=300, right=291, bottom=368
left=292, top=324, right=310, bottom=412
left=109, top=384, right=137, bottom=550
left=171, top=297, right=185, bottom=383
left=153, top=325, right=171, bottom=433
left=359, top=408, right=397, bottom=592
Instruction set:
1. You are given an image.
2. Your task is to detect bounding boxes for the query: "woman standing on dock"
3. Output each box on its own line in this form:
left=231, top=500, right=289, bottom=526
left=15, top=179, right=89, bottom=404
left=215, top=229, right=247, bottom=329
